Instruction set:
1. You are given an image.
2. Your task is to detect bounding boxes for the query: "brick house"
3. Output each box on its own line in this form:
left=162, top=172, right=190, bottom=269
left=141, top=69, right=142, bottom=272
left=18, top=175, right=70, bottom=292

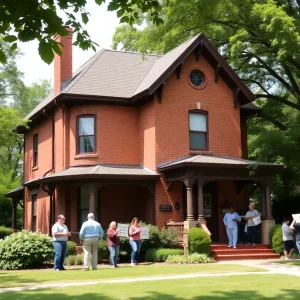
left=7, top=28, right=282, bottom=244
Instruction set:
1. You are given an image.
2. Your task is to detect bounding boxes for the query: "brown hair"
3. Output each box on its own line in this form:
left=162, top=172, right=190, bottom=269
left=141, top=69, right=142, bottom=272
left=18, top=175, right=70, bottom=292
left=130, top=217, right=138, bottom=226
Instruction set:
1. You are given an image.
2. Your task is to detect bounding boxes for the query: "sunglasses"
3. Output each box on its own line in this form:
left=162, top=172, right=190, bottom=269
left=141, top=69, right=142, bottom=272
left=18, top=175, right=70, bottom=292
left=59, top=217, right=66, bottom=220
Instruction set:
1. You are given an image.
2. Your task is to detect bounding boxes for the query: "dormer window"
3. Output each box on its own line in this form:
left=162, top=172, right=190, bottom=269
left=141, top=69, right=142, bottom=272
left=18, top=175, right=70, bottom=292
left=77, top=115, right=96, bottom=154
left=189, top=111, right=208, bottom=150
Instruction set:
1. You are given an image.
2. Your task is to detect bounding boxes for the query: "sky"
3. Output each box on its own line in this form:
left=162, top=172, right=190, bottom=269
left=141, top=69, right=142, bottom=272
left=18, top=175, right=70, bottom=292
left=17, top=2, right=120, bottom=85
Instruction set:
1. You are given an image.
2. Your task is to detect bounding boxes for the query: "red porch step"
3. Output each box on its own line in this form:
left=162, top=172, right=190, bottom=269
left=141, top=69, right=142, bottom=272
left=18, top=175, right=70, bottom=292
left=211, top=244, right=280, bottom=261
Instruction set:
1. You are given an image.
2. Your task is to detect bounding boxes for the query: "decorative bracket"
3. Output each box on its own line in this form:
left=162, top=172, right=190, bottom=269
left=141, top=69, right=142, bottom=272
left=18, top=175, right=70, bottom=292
left=183, top=177, right=196, bottom=189
left=156, top=82, right=165, bottom=104
left=214, top=64, right=221, bottom=83
left=176, top=63, right=183, bottom=79
left=194, top=45, right=202, bottom=61
left=232, top=87, right=240, bottom=108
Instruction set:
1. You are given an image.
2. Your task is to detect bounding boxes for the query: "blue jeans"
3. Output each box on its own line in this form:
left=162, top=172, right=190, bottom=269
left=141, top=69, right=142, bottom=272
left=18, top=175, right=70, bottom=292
left=129, top=240, right=141, bottom=263
left=296, top=241, right=300, bottom=253
left=247, top=226, right=257, bottom=244
left=108, top=246, right=119, bottom=266
left=53, top=241, right=67, bottom=270
left=226, top=227, right=238, bottom=246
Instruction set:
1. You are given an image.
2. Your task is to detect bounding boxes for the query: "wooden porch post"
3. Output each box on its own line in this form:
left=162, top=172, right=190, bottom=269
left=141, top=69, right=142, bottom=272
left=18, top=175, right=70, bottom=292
left=12, top=200, right=17, bottom=231
left=183, top=178, right=196, bottom=221
left=259, top=183, right=266, bottom=220
left=197, top=179, right=205, bottom=222
left=88, top=184, right=97, bottom=215
left=265, top=180, right=273, bottom=220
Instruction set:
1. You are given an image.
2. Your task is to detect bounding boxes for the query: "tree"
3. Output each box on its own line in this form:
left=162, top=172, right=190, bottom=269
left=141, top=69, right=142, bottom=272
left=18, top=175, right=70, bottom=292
left=13, top=79, right=52, bottom=117
left=112, top=0, right=300, bottom=124
left=0, top=0, right=162, bottom=64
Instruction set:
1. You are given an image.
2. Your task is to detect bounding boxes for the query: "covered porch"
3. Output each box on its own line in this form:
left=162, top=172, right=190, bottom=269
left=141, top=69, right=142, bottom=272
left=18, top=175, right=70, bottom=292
left=159, top=155, right=283, bottom=244
left=23, top=164, right=160, bottom=238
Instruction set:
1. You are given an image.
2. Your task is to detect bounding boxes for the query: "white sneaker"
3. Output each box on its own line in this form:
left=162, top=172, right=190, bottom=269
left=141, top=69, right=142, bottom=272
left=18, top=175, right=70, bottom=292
left=228, top=245, right=233, bottom=248
left=110, top=265, right=115, bottom=268
left=233, top=246, right=236, bottom=249
left=131, top=262, right=136, bottom=267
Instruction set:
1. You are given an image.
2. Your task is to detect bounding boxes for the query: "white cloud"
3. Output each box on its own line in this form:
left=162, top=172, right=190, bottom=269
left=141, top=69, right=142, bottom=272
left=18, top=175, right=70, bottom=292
left=16, top=2, right=120, bottom=85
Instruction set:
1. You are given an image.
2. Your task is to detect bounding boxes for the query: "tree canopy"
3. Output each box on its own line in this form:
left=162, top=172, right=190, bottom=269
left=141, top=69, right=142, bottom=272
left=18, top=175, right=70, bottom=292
left=0, top=0, right=162, bottom=64
left=113, top=0, right=300, bottom=127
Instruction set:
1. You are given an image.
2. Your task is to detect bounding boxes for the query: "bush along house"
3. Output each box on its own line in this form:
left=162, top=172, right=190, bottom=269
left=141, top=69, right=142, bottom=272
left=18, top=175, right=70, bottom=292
left=6, top=28, right=283, bottom=253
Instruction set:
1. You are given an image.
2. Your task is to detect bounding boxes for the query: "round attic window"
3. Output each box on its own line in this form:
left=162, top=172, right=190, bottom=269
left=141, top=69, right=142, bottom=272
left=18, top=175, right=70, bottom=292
left=189, top=70, right=205, bottom=87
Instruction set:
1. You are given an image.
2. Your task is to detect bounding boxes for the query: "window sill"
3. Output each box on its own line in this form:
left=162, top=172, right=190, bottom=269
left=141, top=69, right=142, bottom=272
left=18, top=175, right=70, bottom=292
left=32, top=166, right=39, bottom=171
left=74, top=153, right=99, bottom=159
left=189, top=150, right=213, bottom=155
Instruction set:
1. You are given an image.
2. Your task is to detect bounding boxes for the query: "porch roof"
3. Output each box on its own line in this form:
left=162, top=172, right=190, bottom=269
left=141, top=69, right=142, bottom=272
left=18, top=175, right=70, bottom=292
left=5, top=185, right=24, bottom=199
left=158, top=155, right=284, bottom=171
left=24, top=164, right=160, bottom=186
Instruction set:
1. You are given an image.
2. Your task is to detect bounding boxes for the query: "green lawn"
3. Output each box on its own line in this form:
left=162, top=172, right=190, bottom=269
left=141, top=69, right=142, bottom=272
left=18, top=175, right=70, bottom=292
left=1, top=274, right=300, bottom=299
left=279, top=260, right=300, bottom=266
left=0, top=264, right=265, bottom=288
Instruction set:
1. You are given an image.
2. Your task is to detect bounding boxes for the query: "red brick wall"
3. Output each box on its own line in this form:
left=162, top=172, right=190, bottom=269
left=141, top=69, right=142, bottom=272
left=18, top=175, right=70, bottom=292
left=154, top=54, right=242, bottom=165
left=68, top=105, right=140, bottom=166
left=139, top=101, right=156, bottom=171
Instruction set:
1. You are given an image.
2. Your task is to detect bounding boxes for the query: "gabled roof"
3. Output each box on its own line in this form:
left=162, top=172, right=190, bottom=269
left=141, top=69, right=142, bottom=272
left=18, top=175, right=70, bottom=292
left=24, top=33, right=255, bottom=127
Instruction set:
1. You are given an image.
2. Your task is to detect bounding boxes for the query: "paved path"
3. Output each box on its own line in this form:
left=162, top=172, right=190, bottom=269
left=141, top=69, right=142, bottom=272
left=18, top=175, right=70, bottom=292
left=0, top=259, right=299, bottom=293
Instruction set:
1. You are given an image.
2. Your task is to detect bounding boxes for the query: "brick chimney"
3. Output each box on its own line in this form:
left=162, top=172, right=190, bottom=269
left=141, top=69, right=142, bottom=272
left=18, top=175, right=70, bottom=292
left=54, top=27, right=73, bottom=95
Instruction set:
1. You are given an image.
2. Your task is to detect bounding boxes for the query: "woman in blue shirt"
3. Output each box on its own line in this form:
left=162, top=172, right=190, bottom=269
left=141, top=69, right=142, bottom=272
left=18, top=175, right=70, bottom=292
left=223, top=205, right=241, bottom=248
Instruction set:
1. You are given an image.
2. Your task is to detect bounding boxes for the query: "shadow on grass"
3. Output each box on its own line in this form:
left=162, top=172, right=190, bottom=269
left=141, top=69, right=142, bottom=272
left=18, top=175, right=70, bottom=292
left=1, top=289, right=300, bottom=300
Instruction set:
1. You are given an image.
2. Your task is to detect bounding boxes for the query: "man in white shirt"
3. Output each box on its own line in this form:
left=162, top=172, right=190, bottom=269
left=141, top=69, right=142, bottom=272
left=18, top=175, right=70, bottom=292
left=244, top=203, right=260, bottom=246
left=282, top=217, right=294, bottom=259
left=52, top=214, right=71, bottom=271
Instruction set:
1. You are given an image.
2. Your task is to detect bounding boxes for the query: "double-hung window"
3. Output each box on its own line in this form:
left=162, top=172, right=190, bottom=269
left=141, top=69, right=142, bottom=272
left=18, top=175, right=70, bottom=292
left=189, top=111, right=208, bottom=150
left=33, top=134, right=38, bottom=167
left=77, top=115, right=96, bottom=154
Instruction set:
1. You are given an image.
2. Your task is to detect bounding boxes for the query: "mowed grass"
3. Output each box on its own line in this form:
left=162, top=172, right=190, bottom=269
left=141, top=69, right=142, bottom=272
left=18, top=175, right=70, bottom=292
left=0, top=264, right=266, bottom=288
left=279, top=260, right=300, bottom=266
left=1, top=274, right=300, bottom=299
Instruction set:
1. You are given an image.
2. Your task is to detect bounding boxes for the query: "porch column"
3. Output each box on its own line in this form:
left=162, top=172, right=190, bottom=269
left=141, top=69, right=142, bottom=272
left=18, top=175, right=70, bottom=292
left=12, top=200, right=18, bottom=231
left=183, top=178, right=197, bottom=230
left=259, top=183, right=266, bottom=220
left=197, top=179, right=205, bottom=223
left=261, top=179, right=275, bottom=245
left=88, top=184, right=97, bottom=215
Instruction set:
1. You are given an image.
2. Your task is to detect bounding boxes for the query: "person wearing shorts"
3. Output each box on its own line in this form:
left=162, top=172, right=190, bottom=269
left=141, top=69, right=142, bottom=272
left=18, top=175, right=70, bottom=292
left=282, top=217, right=294, bottom=259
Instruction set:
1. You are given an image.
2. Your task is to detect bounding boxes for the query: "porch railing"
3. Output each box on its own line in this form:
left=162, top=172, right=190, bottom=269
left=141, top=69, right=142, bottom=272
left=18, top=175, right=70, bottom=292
left=165, top=221, right=184, bottom=242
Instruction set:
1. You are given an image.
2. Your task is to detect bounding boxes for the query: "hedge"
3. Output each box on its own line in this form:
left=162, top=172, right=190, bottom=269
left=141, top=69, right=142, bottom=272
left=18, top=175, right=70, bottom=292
left=0, top=226, right=13, bottom=240
left=188, top=228, right=211, bottom=255
left=145, top=248, right=184, bottom=262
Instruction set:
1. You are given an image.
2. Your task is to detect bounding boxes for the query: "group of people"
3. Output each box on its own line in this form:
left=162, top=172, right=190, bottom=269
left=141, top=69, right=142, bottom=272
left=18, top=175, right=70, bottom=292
left=282, top=215, right=300, bottom=260
left=224, top=203, right=300, bottom=256
left=51, top=213, right=142, bottom=271
left=223, top=203, right=260, bottom=248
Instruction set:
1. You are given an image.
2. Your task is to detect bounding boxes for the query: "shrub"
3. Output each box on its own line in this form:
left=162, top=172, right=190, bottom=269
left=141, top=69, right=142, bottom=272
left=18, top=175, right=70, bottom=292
left=159, top=227, right=180, bottom=249
left=0, top=230, right=53, bottom=270
left=188, top=228, right=211, bottom=255
left=65, top=254, right=83, bottom=266
left=67, top=241, right=77, bottom=257
left=270, top=224, right=283, bottom=255
left=98, top=238, right=109, bottom=262
left=0, top=226, right=13, bottom=240
left=145, top=248, right=184, bottom=262
left=166, top=253, right=215, bottom=264
left=119, top=236, right=132, bottom=262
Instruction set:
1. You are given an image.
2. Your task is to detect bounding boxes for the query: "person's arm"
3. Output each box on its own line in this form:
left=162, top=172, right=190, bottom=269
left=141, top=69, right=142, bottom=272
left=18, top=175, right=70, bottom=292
left=235, top=213, right=241, bottom=222
left=79, top=223, right=85, bottom=240
left=107, top=229, right=118, bottom=238
left=223, top=214, right=228, bottom=227
left=129, top=226, right=140, bottom=236
left=99, top=225, right=104, bottom=239
left=290, top=219, right=296, bottom=230
left=244, top=212, right=253, bottom=221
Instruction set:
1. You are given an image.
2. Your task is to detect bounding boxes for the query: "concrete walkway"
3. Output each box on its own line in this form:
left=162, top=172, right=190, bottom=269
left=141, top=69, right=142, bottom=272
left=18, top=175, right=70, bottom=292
left=0, top=259, right=299, bottom=293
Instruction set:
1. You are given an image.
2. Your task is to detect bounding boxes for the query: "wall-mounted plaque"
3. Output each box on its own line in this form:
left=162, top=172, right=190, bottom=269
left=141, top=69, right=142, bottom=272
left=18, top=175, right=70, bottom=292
left=159, top=205, right=172, bottom=212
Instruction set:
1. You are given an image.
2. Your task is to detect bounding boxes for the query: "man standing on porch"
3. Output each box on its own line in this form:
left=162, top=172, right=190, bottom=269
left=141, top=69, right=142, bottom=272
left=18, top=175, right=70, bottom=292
left=223, top=206, right=241, bottom=249
left=245, top=203, right=260, bottom=246
left=79, top=213, right=104, bottom=271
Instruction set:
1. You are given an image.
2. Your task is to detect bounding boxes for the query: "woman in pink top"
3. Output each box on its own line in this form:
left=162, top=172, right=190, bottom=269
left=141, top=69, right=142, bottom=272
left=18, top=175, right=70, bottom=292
left=129, top=217, right=141, bottom=266
left=107, top=221, right=120, bottom=268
